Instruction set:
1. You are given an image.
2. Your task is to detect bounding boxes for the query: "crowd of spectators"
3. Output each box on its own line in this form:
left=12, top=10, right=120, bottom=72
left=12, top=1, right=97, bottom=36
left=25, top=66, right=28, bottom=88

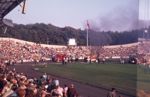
left=0, top=39, right=91, bottom=63
left=0, top=61, right=79, bottom=97
left=138, top=41, right=150, bottom=54
left=0, top=38, right=139, bottom=64
left=137, top=41, right=150, bottom=65
left=1, top=38, right=150, bottom=97
left=1, top=38, right=150, bottom=65
left=98, top=45, right=137, bottom=59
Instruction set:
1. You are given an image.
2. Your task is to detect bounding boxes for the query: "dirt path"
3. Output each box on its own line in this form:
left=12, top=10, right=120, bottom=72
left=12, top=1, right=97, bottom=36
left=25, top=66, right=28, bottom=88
left=8, top=63, right=135, bottom=97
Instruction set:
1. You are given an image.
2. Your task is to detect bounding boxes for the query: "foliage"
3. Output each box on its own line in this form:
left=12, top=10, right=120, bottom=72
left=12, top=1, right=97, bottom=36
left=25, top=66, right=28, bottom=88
left=0, top=23, right=146, bottom=45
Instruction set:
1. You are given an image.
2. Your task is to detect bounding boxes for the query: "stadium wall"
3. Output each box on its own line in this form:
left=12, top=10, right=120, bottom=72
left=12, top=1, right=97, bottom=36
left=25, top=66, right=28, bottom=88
left=0, top=37, right=66, bottom=48
left=0, top=37, right=139, bottom=48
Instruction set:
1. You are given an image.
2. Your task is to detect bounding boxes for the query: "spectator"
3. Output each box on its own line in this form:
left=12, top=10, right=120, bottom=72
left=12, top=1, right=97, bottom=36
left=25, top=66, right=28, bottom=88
left=67, top=84, right=78, bottom=97
left=107, top=88, right=122, bottom=97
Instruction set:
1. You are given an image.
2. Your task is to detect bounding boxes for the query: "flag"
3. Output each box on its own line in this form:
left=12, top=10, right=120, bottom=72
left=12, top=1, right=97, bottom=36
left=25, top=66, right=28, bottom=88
left=86, top=20, right=90, bottom=30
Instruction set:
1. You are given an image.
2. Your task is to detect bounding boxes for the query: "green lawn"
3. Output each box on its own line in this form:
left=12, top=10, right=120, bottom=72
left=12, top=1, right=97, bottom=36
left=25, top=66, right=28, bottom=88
left=137, top=65, right=150, bottom=93
left=37, top=63, right=150, bottom=96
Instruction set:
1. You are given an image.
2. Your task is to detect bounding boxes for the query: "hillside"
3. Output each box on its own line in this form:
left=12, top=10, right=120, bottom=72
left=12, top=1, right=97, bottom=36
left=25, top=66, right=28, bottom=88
left=0, top=23, right=146, bottom=46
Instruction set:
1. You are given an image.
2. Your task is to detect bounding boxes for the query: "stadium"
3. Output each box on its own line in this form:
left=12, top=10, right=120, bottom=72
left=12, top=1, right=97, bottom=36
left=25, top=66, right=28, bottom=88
left=0, top=0, right=150, bottom=97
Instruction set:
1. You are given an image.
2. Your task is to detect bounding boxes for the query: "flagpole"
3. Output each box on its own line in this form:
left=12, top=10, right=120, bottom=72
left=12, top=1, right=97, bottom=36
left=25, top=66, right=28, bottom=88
left=86, top=28, right=89, bottom=47
left=86, top=20, right=89, bottom=47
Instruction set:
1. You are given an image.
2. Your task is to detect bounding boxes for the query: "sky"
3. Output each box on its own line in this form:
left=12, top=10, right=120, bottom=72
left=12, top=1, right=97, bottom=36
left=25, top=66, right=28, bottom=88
left=139, top=0, right=150, bottom=20
left=5, top=0, right=138, bottom=31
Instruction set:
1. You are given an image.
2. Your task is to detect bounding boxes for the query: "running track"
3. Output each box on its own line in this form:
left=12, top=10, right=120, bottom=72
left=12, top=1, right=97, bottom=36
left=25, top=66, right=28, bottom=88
left=8, top=63, right=135, bottom=97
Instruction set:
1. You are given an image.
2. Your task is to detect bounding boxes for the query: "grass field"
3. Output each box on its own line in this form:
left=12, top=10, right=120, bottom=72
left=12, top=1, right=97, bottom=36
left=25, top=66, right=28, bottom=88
left=137, top=65, right=150, bottom=93
left=37, top=63, right=150, bottom=96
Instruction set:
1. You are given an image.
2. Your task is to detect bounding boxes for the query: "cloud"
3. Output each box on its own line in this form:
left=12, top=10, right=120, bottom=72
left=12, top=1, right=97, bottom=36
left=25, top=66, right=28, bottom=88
left=88, top=1, right=140, bottom=32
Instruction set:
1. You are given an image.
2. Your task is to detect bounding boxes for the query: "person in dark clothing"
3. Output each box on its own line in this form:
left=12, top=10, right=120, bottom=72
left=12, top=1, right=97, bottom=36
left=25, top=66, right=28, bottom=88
left=0, top=76, right=7, bottom=94
left=67, top=84, right=78, bottom=97
left=107, top=88, right=122, bottom=97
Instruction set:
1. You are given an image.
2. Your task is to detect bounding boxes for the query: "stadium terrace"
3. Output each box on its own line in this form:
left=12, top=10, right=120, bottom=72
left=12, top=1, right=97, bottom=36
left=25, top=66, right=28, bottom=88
left=0, top=37, right=149, bottom=65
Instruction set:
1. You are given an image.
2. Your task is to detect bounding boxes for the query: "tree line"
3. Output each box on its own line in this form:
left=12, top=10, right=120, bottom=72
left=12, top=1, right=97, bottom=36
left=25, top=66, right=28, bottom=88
left=0, top=23, right=148, bottom=46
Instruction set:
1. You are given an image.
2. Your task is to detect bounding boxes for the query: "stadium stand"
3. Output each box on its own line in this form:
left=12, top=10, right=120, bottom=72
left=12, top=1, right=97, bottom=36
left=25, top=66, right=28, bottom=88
left=0, top=37, right=140, bottom=64
left=1, top=38, right=150, bottom=97
left=1, top=37, right=150, bottom=66
left=0, top=60, right=79, bottom=97
left=137, top=41, right=150, bottom=65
